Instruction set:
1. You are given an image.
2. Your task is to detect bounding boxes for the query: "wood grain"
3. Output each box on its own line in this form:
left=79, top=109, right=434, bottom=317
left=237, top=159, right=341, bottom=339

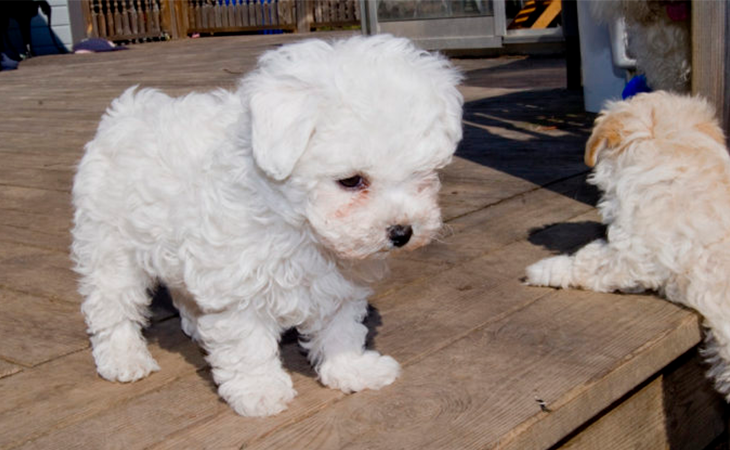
left=0, top=318, right=205, bottom=450
left=240, top=290, right=700, bottom=450
left=560, top=375, right=671, bottom=449
left=0, top=241, right=79, bottom=303
left=0, top=360, right=21, bottom=380
left=560, top=350, right=726, bottom=450
left=0, top=288, right=87, bottom=367
left=0, top=207, right=72, bottom=233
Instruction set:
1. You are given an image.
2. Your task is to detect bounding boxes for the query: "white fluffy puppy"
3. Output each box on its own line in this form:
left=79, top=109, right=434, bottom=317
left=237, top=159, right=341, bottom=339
left=71, top=34, right=463, bottom=417
left=525, top=92, right=730, bottom=398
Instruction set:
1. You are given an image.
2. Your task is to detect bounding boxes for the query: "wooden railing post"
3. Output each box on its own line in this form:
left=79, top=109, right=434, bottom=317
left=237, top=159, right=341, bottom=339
left=80, top=0, right=95, bottom=37
left=175, top=1, right=189, bottom=38
left=692, top=0, right=730, bottom=136
left=296, top=0, right=312, bottom=32
left=160, top=0, right=178, bottom=39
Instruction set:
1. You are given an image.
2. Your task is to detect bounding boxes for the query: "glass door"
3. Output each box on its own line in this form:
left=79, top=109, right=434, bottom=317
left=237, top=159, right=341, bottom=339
left=361, top=0, right=505, bottom=49
left=360, top=0, right=564, bottom=51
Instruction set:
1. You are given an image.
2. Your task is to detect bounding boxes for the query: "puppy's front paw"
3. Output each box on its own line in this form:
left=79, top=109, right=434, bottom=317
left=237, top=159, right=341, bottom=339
left=218, top=373, right=297, bottom=417
left=525, top=255, right=573, bottom=289
left=318, top=350, right=401, bottom=394
left=91, top=324, right=160, bottom=383
left=95, top=349, right=160, bottom=383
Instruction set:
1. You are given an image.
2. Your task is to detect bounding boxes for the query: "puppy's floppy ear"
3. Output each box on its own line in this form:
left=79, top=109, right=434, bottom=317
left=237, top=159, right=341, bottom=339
left=250, top=86, right=316, bottom=181
left=584, top=113, right=626, bottom=167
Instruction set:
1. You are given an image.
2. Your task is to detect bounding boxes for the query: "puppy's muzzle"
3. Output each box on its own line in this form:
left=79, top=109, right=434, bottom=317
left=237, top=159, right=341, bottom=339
left=387, top=224, right=412, bottom=248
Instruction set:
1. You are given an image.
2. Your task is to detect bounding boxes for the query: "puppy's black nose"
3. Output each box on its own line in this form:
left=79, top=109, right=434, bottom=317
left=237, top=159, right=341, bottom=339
left=387, top=225, right=412, bottom=248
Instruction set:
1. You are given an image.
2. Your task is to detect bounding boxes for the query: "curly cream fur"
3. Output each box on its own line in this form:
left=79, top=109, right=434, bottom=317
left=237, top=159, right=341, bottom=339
left=526, top=91, right=730, bottom=398
left=71, top=34, right=463, bottom=417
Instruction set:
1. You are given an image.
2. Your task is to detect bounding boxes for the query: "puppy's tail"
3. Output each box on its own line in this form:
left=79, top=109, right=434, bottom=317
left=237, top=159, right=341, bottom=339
left=689, top=251, right=730, bottom=400
left=700, top=324, right=730, bottom=400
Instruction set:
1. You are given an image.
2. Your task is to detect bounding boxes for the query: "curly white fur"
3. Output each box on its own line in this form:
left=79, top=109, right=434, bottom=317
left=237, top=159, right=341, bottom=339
left=590, top=0, right=691, bottom=92
left=71, top=34, right=463, bottom=417
left=525, top=91, right=730, bottom=399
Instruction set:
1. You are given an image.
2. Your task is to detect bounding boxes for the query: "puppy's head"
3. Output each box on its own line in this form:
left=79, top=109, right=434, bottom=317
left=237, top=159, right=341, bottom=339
left=240, top=35, right=463, bottom=260
left=585, top=91, right=725, bottom=168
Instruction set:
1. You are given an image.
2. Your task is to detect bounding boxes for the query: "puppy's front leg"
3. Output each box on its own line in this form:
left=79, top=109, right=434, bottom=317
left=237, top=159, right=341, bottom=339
left=300, top=298, right=400, bottom=393
left=196, top=308, right=296, bottom=417
left=525, top=238, right=656, bottom=293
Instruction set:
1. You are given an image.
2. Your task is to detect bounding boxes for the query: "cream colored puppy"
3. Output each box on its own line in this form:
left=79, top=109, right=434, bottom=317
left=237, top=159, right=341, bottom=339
left=526, top=92, right=730, bottom=398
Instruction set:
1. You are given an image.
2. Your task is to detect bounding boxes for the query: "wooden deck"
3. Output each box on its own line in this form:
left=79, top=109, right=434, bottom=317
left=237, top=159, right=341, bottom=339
left=0, top=32, right=727, bottom=449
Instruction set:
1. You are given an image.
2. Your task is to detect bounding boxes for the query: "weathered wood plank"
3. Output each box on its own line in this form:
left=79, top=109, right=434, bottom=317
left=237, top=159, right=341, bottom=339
left=0, top=143, right=84, bottom=167
left=560, top=350, right=726, bottom=450
left=561, top=375, right=671, bottom=449
left=0, top=359, right=22, bottom=379
left=238, top=293, right=699, bottom=450
left=371, top=212, right=604, bottom=367
left=0, top=224, right=72, bottom=253
left=376, top=174, right=598, bottom=297
left=0, top=185, right=72, bottom=219
left=0, top=241, right=79, bottom=303
left=15, top=341, right=338, bottom=450
left=16, top=371, right=228, bottom=450
left=0, top=209, right=73, bottom=240
left=660, top=350, right=728, bottom=450
left=175, top=288, right=693, bottom=450
left=0, top=288, right=87, bottom=367
left=0, top=318, right=204, bottom=450
left=0, top=167, right=73, bottom=193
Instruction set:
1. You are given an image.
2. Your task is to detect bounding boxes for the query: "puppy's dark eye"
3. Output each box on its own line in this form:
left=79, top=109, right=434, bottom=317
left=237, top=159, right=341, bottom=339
left=337, top=175, right=367, bottom=190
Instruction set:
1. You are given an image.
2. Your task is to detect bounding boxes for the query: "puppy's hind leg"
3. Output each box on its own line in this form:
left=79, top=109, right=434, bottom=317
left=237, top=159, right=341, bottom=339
left=73, top=225, right=159, bottom=382
left=525, top=238, right=659, bottom=293
left=300, top=297, right=400, bottom=394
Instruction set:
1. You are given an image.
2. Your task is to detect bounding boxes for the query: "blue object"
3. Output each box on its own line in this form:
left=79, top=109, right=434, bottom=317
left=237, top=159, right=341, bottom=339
left=73, top=38, right=127, bottom=53
left=1, top=53, right=19, bottom=71
left=622, top=75, right=652, bottom=99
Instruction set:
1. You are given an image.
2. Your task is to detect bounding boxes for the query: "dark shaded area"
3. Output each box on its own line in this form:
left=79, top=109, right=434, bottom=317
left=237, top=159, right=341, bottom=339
left=457, top=57, right=596, bottom=204
left=560, top=0, right=582, bottom=91
left=0, top=0, right=67, bottom=65
left=146, top=285, right=219, bottom=396
left=528, top=221, right=606, bottom=255
left=550, top=172, right=601, bottom=206
left=149, top=284, right=386, bottom=383
left=363, top=305, right=384, bottom=350
left=662, top=348, right=729, bottom=450
left=150, top=284, right=177, bottom=319
left=460, top=55, right=569, bottom=90
left=460, top=88, right=591, bottom=183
